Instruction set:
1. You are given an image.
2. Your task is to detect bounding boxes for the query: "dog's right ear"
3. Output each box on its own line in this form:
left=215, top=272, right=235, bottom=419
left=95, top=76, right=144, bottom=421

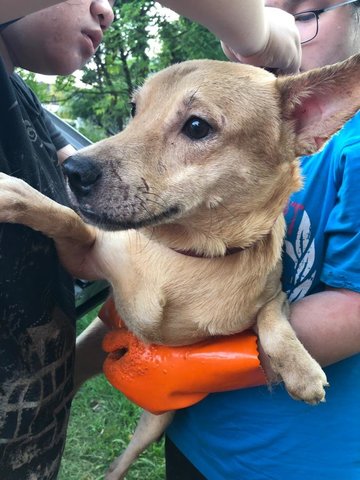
left=277, top=53, right=360, bottom=157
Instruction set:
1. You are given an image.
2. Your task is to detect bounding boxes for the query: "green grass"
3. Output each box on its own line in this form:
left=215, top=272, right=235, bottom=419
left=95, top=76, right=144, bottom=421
left=58, top=310, right=165, bottom=480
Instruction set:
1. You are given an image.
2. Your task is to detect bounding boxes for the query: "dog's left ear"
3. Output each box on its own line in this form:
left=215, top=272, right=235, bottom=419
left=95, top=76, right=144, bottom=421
left=277, top=53, right=360, bottom=156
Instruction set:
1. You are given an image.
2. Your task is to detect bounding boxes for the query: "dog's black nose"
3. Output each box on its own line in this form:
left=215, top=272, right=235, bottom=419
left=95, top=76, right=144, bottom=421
left=63, top=155, right=102, bottom=197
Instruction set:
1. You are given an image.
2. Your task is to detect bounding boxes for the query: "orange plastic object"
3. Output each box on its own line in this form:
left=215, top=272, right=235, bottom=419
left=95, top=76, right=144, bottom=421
left=99, top=298, right=267, bottom=415
left=99, top=296, right=125, bottom=329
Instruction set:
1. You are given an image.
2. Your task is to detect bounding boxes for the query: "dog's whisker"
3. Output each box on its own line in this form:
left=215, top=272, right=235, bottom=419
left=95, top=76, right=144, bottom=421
left=185, top=84, right=203, bottom=109
left=136, top=197, right=157, bottom=221
left=142, top=227, right=156, bottom=252
left=206, top=206, right=215, bottom=241
left=7, top=168, right=23, bottom=177
left=134, top=194, right=168, bottom=213
left=109, top=163, right=123, bottom=183
left=218, top=202, right=238, bottom=221
left=142, top=194, right=168, bottom=209
left=140, top=198, right=169, bottom=211
left=132, top=228, right=155, bottom=255
left=138, top=188, right=167, bottom=206
left=129, top=205, right=157, bottom=255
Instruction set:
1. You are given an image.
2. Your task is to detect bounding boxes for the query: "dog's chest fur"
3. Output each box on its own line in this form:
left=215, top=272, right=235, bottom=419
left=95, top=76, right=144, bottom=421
left=110, top=215, right=285, bottom=346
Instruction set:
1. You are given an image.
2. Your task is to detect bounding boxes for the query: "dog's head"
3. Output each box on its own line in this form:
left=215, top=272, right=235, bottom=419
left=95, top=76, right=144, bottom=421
left=63, top=55, right=360, bottom=256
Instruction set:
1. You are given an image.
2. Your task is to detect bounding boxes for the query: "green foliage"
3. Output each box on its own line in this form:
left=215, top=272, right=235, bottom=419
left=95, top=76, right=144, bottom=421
left=154, top=17, right=226, bottom=70
left=59, top=375, right=165, bottom=480
left=18, top=71, right=52, bottom=103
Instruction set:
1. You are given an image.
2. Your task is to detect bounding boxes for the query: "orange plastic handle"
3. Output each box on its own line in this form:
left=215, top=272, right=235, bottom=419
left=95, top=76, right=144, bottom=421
left=99, top=298, right=266, bottom=414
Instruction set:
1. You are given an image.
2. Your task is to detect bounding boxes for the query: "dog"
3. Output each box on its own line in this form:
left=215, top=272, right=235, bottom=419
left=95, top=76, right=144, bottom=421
left=0, top=54, right=359, bottom=479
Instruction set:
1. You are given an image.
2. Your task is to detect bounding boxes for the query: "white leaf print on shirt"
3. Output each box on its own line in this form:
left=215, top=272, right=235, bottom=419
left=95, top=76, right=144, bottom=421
left=285, top=210, right=316, bottom=302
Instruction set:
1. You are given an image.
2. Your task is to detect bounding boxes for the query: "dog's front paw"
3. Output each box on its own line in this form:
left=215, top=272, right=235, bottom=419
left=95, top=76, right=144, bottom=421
left=0, top=173, right=43, bottom=224
left=271, top=351, right=329, bottom=404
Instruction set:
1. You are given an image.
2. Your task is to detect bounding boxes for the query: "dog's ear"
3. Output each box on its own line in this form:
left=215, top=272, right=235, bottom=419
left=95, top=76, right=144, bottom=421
left=277, top=53, right=360, bottom=156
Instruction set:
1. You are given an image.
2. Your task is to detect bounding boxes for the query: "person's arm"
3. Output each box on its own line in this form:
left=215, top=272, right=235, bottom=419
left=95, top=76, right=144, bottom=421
left=291, top=288, right=360, bottom=366
left=259, top=288, right=360, bottom=382
left=73, top=316, right=110, bottom=393
left=57, top=143, right=76, bottom=164
left=40, top=109, right=76, bottom=163
left=160, top=0, right=301, bottom=73
left=1, top=0, right=65, bottom=23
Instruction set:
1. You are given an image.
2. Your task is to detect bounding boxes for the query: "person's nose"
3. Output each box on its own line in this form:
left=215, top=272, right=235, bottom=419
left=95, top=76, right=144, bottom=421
left=91, top=0, right=115, bottom=32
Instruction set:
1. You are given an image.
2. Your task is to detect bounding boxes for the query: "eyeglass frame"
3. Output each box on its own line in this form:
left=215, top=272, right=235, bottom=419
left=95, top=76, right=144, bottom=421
left=294, top=0, right=359, bottom=44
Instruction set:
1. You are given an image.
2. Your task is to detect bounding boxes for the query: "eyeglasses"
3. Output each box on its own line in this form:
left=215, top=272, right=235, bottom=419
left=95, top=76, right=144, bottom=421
left=294, top=0, right=358, bottom=44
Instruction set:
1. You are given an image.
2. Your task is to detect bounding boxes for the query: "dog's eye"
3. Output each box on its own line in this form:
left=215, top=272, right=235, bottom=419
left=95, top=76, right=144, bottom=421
left=130, top=102, right=136, bottom=117
left=182, top=117, right=211, bottom=140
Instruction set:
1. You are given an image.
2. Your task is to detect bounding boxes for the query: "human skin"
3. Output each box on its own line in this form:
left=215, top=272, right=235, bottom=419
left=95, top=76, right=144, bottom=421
left=0, top=0, right=115, bottom=75
left=1, top=0, right=65, bottom=23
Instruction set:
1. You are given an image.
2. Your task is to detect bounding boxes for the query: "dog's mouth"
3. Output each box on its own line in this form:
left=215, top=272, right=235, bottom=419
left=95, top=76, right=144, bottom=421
left=77, top=205, right=181, bottom=231
left=65, top=177, right=182, bottom=231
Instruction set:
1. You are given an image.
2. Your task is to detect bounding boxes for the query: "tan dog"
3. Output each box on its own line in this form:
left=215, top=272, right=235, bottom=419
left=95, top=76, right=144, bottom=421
left=0, top=55, right=359, bottom=479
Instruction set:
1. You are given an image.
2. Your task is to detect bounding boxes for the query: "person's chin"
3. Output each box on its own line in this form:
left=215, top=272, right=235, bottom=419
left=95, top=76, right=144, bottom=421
left=52, top=54, right=89, bottom=76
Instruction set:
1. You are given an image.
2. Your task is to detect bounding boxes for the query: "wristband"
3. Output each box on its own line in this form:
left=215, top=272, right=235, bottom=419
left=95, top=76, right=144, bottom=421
left=99, top=297, right=266, bottom=414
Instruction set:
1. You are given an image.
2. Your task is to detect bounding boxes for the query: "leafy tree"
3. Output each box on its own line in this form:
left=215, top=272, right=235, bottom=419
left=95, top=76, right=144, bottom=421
left=154, top=16, right=226, bottom=70
left=18, top=71, right=53, bottom=102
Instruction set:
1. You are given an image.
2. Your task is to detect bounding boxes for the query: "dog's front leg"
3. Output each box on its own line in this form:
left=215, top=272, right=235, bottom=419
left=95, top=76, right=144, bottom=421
left=256, top=291, right=328, bottom=404
left=0, top=173, right=100, bottom=278
left=105, top=410, right=174, bottom=480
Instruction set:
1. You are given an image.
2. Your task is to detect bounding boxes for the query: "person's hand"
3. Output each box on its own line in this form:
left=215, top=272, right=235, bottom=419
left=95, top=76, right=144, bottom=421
left=222, top=7, right=301, bottom=75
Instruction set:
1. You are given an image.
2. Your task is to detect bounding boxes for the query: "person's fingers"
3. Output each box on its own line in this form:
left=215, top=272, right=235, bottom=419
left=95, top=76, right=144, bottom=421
left=222, top=7, right=301, bottom=75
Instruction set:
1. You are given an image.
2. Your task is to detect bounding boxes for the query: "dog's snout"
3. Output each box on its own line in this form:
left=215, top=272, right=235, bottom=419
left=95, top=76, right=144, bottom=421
left=63, top=155, right=102, bottom=197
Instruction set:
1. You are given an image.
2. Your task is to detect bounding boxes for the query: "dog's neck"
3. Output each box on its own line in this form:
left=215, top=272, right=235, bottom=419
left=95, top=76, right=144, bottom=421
left=143, top=206, right=285, bottom=258
left=143, top=160, right=301, bottom=258
left=143, top=171, right=300, bottom=257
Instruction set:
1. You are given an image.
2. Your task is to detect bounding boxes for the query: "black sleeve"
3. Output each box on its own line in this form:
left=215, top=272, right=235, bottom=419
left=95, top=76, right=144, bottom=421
left=10, top=73, right=69, bottom=152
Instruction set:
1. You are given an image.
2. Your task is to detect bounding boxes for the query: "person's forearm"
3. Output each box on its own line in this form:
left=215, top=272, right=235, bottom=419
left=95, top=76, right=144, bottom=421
left=74, top=316, right=110, bottom=393
left=161, top=0, right=269, bottom=57
left=290, top=288, right=360, bottom=366
left=57, top=143, right=76, bottom=164
left=1, top=0, right=65, bottom=23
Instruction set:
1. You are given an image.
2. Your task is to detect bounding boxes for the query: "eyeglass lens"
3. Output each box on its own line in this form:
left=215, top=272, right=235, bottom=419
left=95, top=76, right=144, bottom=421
left=294, top=12, right=319, bottom=44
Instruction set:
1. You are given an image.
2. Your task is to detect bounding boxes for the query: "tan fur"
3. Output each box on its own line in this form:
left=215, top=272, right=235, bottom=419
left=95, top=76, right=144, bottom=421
left=0, top=54, right=359, bottom=479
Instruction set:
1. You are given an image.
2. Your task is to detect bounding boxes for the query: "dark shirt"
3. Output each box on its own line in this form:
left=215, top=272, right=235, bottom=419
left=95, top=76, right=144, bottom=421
left=0, top=60, right=76, bottom=480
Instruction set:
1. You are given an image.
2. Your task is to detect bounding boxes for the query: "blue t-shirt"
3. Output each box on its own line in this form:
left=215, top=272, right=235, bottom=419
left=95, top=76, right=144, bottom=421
left=167, top=111, right=360, bottom=480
